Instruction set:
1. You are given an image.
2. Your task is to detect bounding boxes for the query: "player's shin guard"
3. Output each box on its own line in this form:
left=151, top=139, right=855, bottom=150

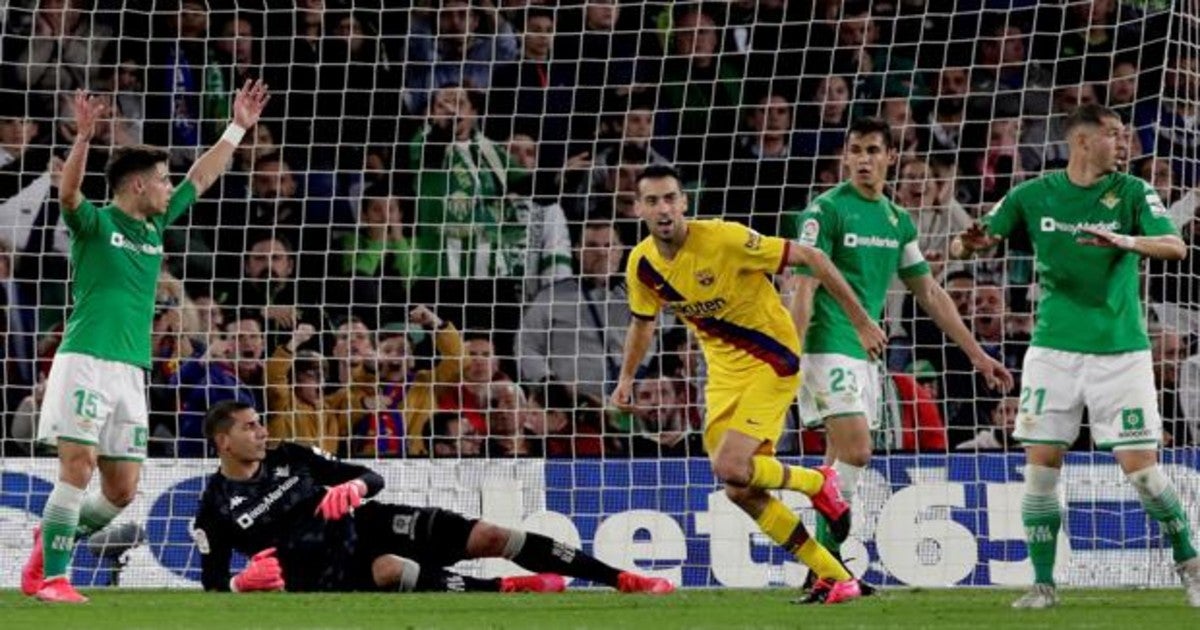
left=504, top=530, right=622, bottom=587
left=1128, top=466, right=1199, bottom=563
left=42, top=482, right=86, bottom=580
left=755, top=496, right=850, bottom=581
left=1021, top=465, right=1063, bottom=586
left=749, top=455, right=824, bottom=495
left=75, top=491, right=123, bottom=538
left=816, top=461, right=863, bottom=554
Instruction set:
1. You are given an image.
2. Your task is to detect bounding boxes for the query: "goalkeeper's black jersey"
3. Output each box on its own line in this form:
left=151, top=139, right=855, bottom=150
left=192, top=442, right=384, bottom=592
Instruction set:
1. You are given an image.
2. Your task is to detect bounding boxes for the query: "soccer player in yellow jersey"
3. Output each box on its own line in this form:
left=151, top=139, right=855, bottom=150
left=612, top=164, right=887, bottom=603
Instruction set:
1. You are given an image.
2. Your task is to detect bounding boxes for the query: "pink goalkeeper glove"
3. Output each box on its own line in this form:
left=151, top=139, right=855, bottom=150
left=231, top=547, right=285, bottom=592
left=315, top=479, right=367, bottom=521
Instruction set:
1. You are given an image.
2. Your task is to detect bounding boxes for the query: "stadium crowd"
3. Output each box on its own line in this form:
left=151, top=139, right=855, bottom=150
left=0, top=0, right=1197, bottom=458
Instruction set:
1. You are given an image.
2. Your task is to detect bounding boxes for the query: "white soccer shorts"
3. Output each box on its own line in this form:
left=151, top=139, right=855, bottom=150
left=1012, top=347, right=1162, bottom=450
left=37, top=352, right=150, bottom=460
left=798, top=353, right=882, bottom=429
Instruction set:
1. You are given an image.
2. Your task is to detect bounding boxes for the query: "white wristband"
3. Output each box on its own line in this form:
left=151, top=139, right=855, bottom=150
left=221, top=123, right=247, bottom=147
left=1115, top=235, right=1136, bottom=250
left=229, top=576, right=241, bottom=593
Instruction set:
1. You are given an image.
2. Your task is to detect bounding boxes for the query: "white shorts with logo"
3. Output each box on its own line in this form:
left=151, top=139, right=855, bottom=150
left=37, top=352, right=149, bottom=460
left=798, top=353, right=883, bottom=429
left=1012, top=347, right=1161, bottom=451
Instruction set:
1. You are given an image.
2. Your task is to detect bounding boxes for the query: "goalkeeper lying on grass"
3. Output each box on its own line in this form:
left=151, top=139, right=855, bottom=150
left=191, top=400, right=673, bottom=595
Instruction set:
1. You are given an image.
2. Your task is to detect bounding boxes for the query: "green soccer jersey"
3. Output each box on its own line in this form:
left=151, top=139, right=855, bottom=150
left=796, top=181, right=930, bottom=359
left=982, top=171, right=1176, bottom=354
left=57, top=181, right=198, bottom=369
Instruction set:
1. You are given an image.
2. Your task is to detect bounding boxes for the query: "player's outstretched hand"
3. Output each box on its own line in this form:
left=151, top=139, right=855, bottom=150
left=854, top=321, right=888, bottom=360
left=1076, top=226, right=1135, bottom=251
left=973, top=354, right=1015, bottom=393
left=231, top=548, right=285, bottom=593
left=315, top=479, right=367, bottom=521
left=958, top=223, right=998, bottom=255
left=610, top=379, right=636, bottom=413
left=71, top=90, right=108, bottom=143
left=233, top=78, right=270, bottom=129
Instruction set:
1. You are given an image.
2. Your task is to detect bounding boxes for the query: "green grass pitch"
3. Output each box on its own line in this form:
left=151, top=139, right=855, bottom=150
left=1, top=588, right=1196, bottom=629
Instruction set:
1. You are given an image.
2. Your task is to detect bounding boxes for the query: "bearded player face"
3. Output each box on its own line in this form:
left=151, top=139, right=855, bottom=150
left=1084, top=115, right=1128, bottom=173
left=635, top=175, right=688, bottom=243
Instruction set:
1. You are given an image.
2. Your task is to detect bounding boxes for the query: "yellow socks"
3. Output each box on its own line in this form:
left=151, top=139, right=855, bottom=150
left=754, top=496, right=851, bottom=582
left=749, top=455, right=824, bottom=495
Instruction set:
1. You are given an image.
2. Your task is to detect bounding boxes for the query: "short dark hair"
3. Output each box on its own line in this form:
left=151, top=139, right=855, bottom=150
left=203, top=400, right=255, bottom=439
left=847, top=116, right=894, bottom=149
left=105, top=145, right=170, bottom=192
left=635, top=163, right=682, bottom=189
left=1064, top=104, right=1121, bottom=135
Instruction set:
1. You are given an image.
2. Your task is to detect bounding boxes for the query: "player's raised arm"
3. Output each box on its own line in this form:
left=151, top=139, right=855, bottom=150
left=58, top=90, right=107, bottom=211
left=786, top=243, right=887, bottom=357
left=185, top=79, right=270, bottom=196
left=902, top=274, right=1014, bottom=392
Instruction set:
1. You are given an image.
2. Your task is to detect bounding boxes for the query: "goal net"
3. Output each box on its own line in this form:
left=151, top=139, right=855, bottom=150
left=0, top=0, right=1196, bottom=590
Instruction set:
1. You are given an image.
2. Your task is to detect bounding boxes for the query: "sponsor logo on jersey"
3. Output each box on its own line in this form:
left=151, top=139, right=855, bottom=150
left=236, top=475, right=300, bottom=529
left=273, top=465, right=290, bottom=479
left=799, top=219, right=820, bottom=246
left=745, top=230, right=763, bottom=250
left=110, top=232, right=164, bottom=255
left=695, top=269, right=715, bottom=286
left=230, top=495, right=246, bottom=508
left=843, top=233, right=899, bottom=249
left=1146, top=193, right=1168, bottom=216
left=1038, top=218, right=1120, bottom=234
left=190, top=525, right=211, bottom=554
left=1100, top=192, right=1120, bottom=209
left=670, top=298, right=726, bottom=318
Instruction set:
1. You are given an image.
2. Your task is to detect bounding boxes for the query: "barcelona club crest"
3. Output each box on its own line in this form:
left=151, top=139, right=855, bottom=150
left=695, top=269, right=715, bottom=286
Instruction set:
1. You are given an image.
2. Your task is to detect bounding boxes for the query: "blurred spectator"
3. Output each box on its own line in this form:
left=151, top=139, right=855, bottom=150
left=11, top=0, right=115, bottom=99
left=1107, top=58, right=1140, bottom=123
left=1136, top=47, right=1200, bottom=186
left=264, top=323, right=350, bottom=455
left=428, top=411, right=484, bottom=458
left=329, top=314, right=374, bottom=389
left=522, top=381, right=610, bottom=457
left=408, top=85, right=531, bottom=341
left=501, top=133, right=574, bottom=300
left=0, top=98, right=54, bottom=258
left=487, top=7, right=577, bottom=165
left=1023, top=83, right=1102, bottom=172
left=404, top=0, right=518, bottom=114
left=213, top=235, right=320, bottom=349
left=215, top=152, right=329, bottom=281
left=887, top=371, right=948, bottom=452
left=658, top=5, right=743, bottom=171
left=171, top=317, right=265, bottom=456
left=1058, top=0, right=1144, bottom=82
left=415, top=334, right=512, bottom=450
left=207, top=13, right=260, bottom=139
left=578, top=89, right=671, bottom=216
left=574, top=143, right=647, bottom=247
left=1150, top=191, right=1200, bottom=307
left=924, top=66, right=970, bottom=163
left=880, top=97, right=922, bottom=157
left=969, top=16, right=1052, bottom=120
left=796, top=75, right=851, bottom=160
left=624, top=370, right=703, bottom=458
left=485, top=381, right=534, bottom=457
left=345, top=306, right=463, bottom=458
left=146, top=0, right=211, bottom=167
left=712, top=91, right=807, bottom=234
left=955, top=396, right=1018, bottom=450
left=327, top=182, right=417, bottom=327
left=518, top=221, right=648, bottom=403
left=1152, top=327, right=1191, bottom=446
left=897, top=157, right=972, bottom=274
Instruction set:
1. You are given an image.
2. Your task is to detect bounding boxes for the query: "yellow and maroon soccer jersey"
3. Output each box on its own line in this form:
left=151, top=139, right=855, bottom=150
left=626, top=219, right=801, bottom=382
